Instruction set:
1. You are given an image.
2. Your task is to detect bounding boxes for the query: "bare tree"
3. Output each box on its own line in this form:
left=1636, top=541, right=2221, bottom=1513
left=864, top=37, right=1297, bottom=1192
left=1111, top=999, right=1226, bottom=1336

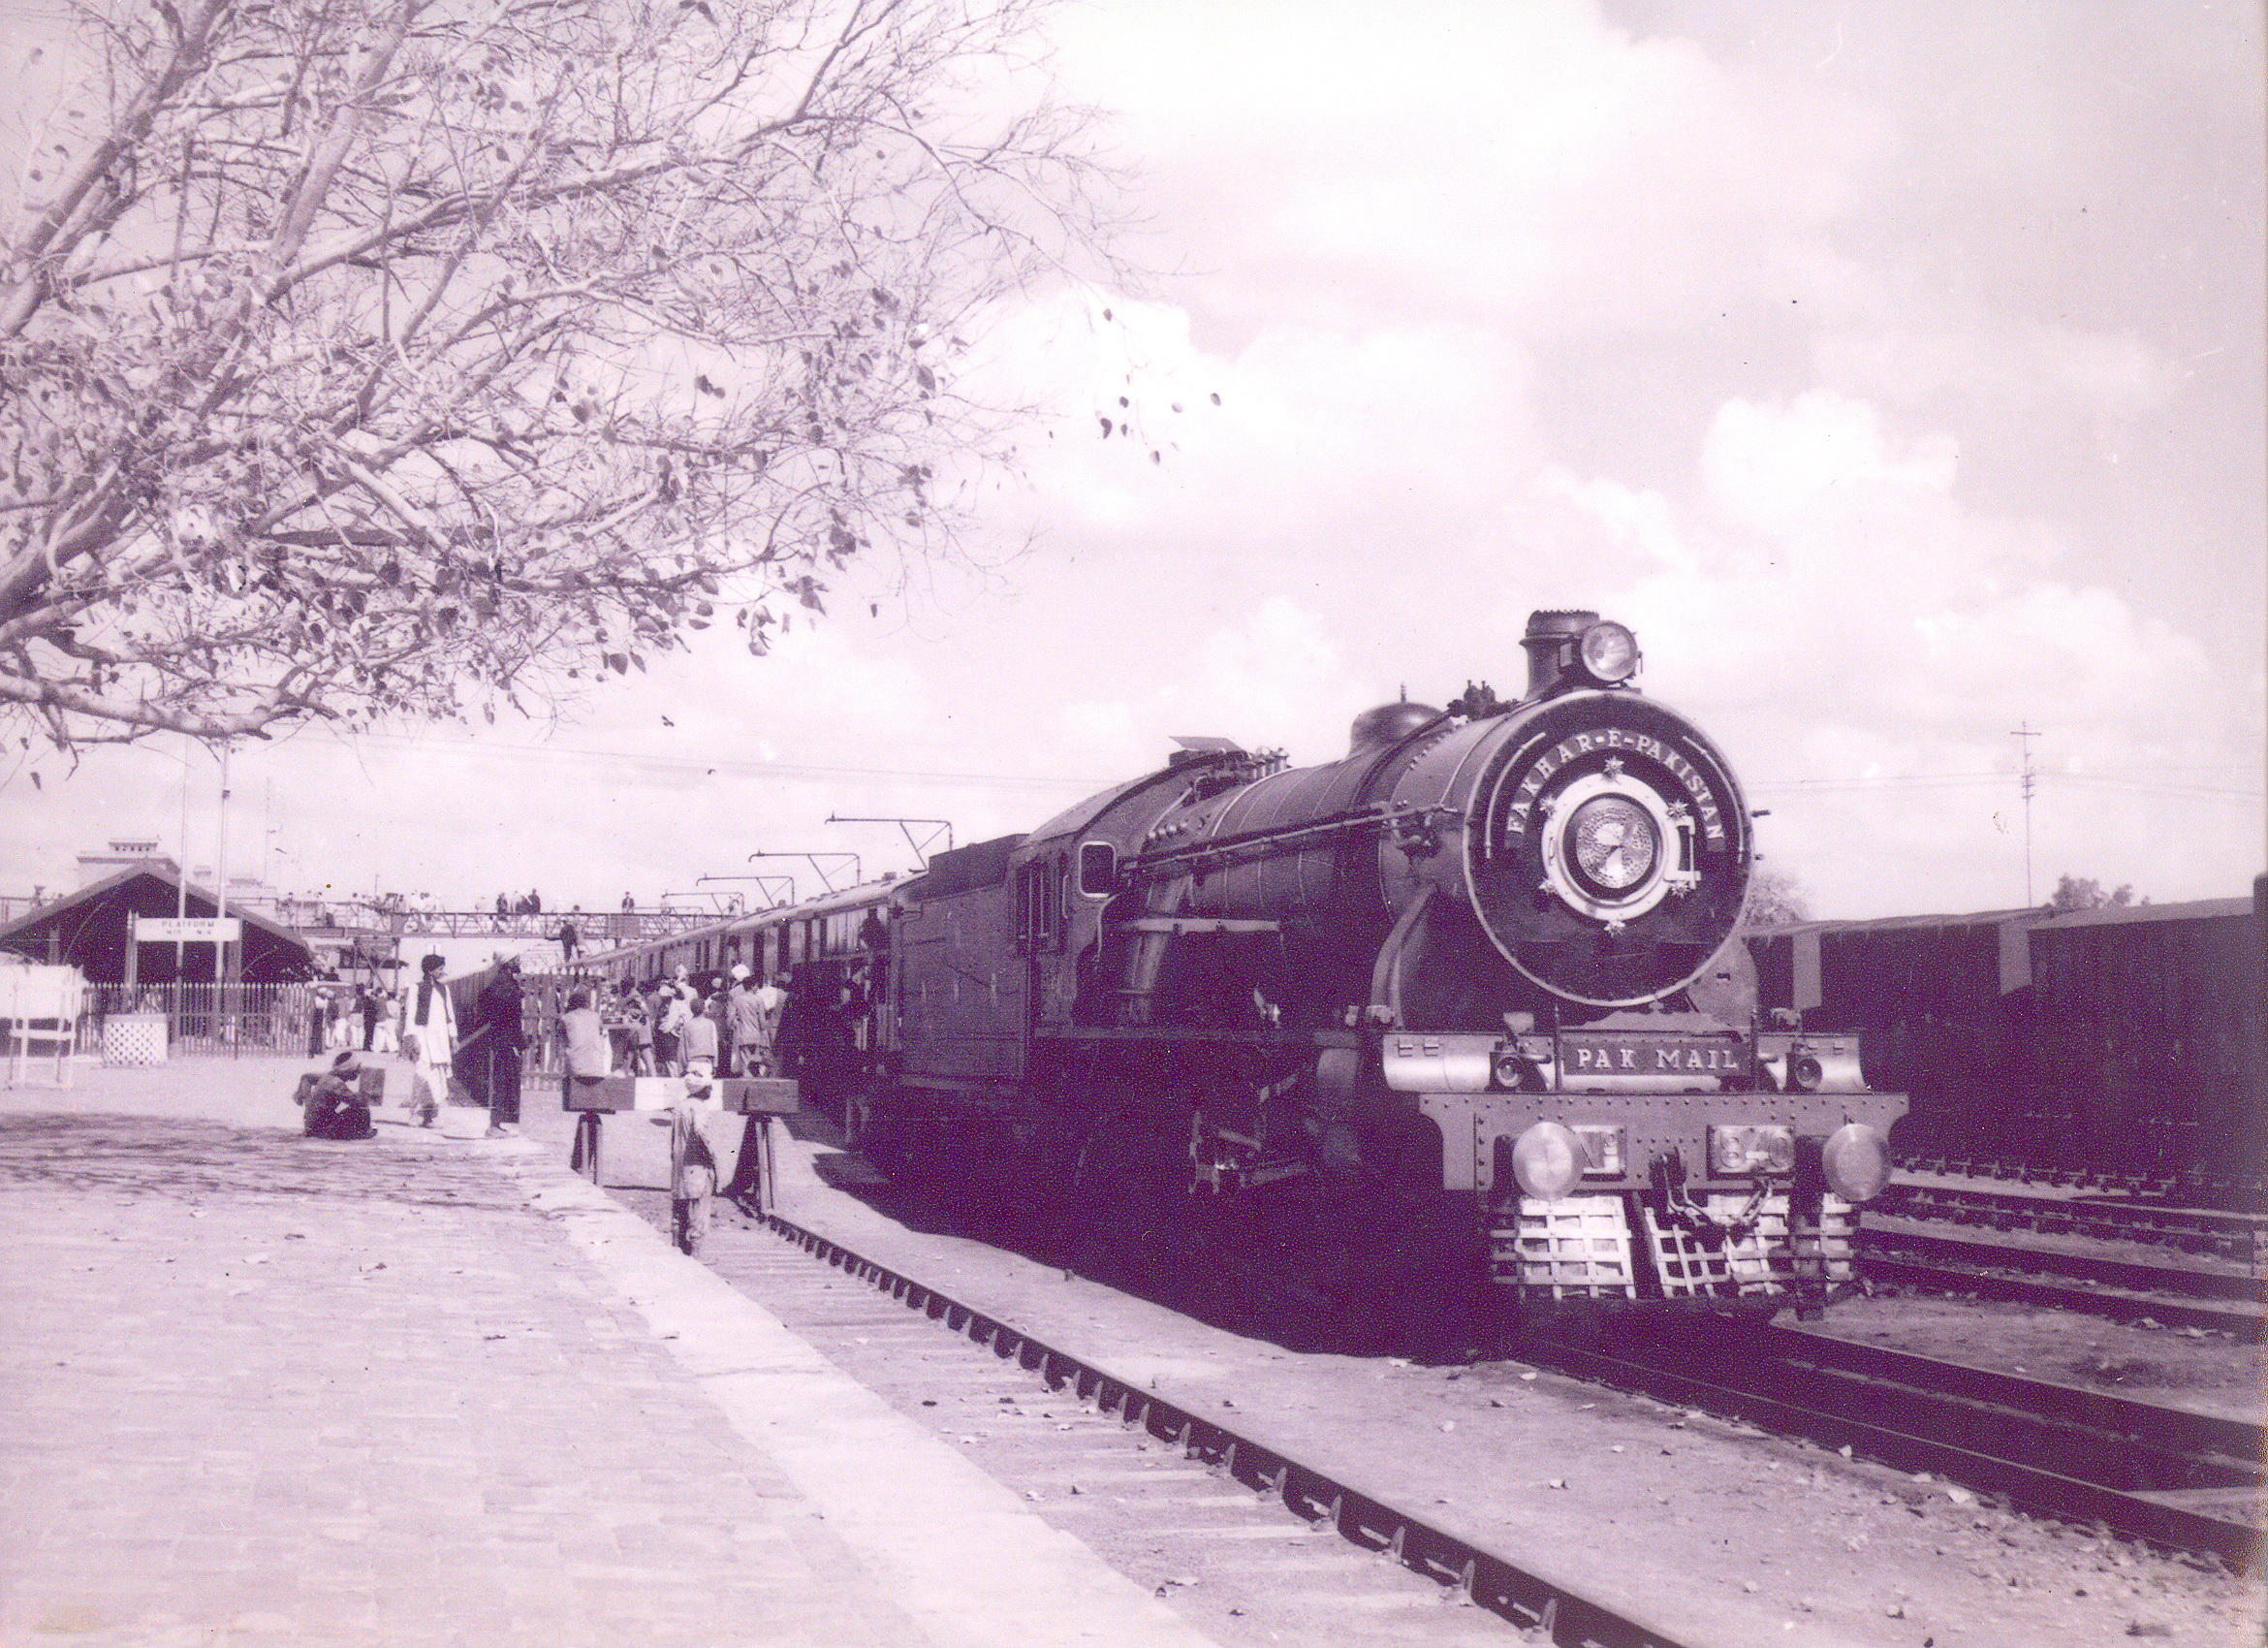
left=0, top=0, right=1126, bottom=750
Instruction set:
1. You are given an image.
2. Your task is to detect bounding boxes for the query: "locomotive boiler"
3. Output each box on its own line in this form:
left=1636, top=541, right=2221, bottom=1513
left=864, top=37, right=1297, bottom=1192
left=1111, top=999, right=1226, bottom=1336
left=871, top=611, right=1908, bottom=1314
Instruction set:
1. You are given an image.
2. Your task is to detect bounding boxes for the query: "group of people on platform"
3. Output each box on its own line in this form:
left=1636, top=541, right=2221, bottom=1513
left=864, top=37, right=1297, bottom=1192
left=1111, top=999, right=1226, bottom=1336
left=583, top=966, right=791, bottom=1082
left=305, top=952, right=526, bottom=1139
left=305, top=950, right=865, bottom=1143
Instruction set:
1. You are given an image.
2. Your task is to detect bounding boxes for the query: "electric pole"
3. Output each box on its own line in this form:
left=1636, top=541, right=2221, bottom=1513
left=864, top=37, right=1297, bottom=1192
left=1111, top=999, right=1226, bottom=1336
left=2010, top=721, right=2038, bottom=906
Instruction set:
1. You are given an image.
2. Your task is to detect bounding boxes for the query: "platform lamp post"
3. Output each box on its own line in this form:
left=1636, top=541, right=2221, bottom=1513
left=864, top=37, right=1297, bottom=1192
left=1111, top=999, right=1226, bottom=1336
left=175, top=736, right=193, bottom=978
left=825, top=814, right=953, bottom=872
left=214, top=737, right=236, bottom=987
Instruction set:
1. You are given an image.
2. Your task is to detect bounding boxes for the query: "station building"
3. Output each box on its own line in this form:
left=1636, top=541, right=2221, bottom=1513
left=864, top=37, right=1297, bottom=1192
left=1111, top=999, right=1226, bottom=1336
left=0, top=860, right=316, bottom=984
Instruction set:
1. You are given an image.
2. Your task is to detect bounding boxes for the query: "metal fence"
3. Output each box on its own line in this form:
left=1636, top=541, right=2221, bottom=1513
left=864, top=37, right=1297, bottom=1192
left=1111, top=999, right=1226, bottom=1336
left=84, top=983, right=349, bottom=1059
left=70, top=972, right=607, bottom=1070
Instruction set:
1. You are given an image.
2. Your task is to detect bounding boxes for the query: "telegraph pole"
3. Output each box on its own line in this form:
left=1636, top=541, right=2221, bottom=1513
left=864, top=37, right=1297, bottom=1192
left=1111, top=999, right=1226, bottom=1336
left=2010, top=722, right=2038, bottom=906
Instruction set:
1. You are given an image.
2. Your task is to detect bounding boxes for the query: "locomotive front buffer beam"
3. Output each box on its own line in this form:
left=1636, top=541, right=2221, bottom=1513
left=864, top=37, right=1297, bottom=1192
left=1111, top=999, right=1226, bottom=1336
left=1403, top=1034, right=1905, bottom=1310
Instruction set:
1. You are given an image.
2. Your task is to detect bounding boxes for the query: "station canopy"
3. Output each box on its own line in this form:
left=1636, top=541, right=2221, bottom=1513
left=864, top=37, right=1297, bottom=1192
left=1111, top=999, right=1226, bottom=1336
left=0, top=868, right=315, bottom=984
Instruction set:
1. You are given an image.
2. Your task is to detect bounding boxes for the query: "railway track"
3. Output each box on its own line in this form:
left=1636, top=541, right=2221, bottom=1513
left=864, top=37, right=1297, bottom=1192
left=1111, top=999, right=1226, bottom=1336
left=586, top=1108, right=2262, bottom=1632
left=1858, top=1220, right=2267, bottom=1339
left=1894, top=1156, right=2265, bottom=1222
left=711, top=1208, right=1696, bottom=1648
left=1513, top=1315, right=2264, bottom=1572
left=1875, top=1178, right=2268, bottom=1269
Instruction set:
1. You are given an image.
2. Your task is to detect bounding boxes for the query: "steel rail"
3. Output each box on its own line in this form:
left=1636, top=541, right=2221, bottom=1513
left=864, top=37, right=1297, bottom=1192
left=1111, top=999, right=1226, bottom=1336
left=1859, top=1252, right=2265, bottom=1340
left=1877, top=1181, right=2268, bottom=1266
left=1862, top=1218, right=2264, bottom=1300
left=1893, top=1156, right=2265, bottom=1219
left=1859, top=1225, right=2267, bottom=1340
left=759, top=1212, right=1695, bottom=1648
left=1767, top=1324, right=2264, bottom=1474
left=1515, top=1319, right=2263, bottom=1572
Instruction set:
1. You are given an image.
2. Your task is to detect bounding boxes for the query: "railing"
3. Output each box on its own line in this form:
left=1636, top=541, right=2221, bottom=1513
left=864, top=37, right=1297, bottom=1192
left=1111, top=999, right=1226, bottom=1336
left=70, top=968, right=634, bottom=1068
left=86, top=982, right=348, bottom=1059
left=278, top=907, right=724, bottom=942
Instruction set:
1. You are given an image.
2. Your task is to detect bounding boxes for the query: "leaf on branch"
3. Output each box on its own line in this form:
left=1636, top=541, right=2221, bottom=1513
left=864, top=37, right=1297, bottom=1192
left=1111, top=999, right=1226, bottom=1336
left=1, top=0, right=1133, bottom=754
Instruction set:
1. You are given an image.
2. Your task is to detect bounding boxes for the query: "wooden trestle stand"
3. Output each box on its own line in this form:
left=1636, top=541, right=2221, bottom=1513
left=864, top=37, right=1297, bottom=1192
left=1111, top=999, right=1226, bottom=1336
left=563, top=1075, right=801, bottom=1254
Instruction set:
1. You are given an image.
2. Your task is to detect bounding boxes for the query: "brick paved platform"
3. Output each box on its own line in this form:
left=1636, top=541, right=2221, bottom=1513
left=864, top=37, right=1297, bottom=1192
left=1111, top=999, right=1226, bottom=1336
left=0, top=1056, right=1221, bottom=1648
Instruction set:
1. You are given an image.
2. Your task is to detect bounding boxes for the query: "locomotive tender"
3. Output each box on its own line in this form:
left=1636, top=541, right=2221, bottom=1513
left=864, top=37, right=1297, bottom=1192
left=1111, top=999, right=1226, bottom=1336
left=594, top=610, right=1908, bottom=1314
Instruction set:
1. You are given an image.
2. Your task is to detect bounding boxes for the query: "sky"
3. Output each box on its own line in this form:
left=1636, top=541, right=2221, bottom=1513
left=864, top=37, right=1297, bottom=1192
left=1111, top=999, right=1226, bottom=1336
left=3, top=0, right=2261, bottom=922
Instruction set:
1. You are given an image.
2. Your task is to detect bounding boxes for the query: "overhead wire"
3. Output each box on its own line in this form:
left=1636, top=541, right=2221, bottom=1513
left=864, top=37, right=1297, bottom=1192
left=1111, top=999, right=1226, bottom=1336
left=352, top=730, right=1113, bottom=791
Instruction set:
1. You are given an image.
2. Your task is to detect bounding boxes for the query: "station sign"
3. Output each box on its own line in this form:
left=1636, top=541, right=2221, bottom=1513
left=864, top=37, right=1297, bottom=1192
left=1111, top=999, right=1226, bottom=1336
left=134, top=917, right=242, bottom=943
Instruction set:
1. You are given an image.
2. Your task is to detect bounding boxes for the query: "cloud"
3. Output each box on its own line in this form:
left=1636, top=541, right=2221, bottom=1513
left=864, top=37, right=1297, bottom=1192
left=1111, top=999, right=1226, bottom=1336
left=1064, top=0, right=1890, bottom=340
left=1505, top=386, right=2256, bottom=910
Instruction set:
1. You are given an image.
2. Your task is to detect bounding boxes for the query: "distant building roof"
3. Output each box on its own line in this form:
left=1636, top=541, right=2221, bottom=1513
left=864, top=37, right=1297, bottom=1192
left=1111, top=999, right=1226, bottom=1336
left=0, top=868, right=315, bottom=983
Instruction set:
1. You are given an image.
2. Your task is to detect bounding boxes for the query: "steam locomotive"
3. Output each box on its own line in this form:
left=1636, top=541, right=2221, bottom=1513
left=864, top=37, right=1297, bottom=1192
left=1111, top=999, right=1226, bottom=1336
left=595, top=610, right=1907, bottom=1318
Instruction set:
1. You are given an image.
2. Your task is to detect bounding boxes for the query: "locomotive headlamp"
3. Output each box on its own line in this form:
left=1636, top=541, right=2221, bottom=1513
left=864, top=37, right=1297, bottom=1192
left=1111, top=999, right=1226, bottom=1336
left=1510, top=1122, right=1586, bottom=1201
left=1575, top=621, right=1640, bottom=686
left=1819, top=1123, right=1892, bottom=1203
left=1569, top=796, right=1658, bottom=891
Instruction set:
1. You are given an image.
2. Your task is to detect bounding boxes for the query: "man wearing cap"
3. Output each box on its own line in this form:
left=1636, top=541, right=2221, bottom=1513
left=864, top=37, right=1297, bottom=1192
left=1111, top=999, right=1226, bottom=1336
left=398, top=952, right=455, bottom=1125
left=471, top=956, right=530, bottom=1137
left=301, top=1051, right=377, bottom=1140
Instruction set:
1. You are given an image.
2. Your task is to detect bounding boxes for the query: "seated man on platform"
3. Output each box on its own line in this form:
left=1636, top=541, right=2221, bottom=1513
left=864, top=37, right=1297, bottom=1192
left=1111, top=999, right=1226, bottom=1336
left=300, top=1051, right=377, bottom=1140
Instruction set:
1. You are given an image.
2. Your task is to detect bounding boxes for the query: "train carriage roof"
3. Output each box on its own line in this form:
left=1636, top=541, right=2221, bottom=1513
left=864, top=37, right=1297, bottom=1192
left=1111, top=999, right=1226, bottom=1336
left=2022, top=896, right=2252, bottom=932
left=1749, top=896, right=2252, bottom=940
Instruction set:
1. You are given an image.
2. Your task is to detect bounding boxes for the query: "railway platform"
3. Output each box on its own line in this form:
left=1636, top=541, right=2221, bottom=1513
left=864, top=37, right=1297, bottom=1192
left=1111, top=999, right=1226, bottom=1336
left=0, top=1056, right=1223, bottom=1648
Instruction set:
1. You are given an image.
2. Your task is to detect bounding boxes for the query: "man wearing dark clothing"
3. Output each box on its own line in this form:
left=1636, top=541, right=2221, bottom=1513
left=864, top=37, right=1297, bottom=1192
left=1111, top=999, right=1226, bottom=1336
left=301, top=1052, right=376, bottom=1140
left=470, top=959, right=530, bottom=1135
left=358, top=983, right=381, bottom=1051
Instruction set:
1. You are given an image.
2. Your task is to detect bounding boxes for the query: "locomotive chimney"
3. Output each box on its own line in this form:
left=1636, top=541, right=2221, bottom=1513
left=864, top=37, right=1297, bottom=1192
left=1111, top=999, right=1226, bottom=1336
left=1522, top=609, right=1598, bottom=698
